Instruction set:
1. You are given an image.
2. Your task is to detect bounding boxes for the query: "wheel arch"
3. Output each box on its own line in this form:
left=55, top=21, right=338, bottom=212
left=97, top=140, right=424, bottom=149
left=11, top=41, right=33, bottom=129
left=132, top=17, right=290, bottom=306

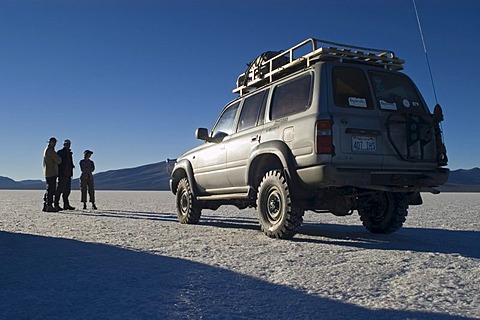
left=171, top=159, right=198, bottom=196
left=246, top=141, right=297, bottom=190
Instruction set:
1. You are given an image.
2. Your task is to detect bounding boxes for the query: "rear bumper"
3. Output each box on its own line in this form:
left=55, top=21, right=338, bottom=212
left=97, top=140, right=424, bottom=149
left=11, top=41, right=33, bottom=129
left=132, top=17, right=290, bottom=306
left=296, top=165, right=449, bottom=191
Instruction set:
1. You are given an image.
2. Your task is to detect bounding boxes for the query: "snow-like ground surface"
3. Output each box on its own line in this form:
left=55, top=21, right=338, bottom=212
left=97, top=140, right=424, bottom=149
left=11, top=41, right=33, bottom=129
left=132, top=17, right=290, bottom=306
left=0, top=190, right=478, bottom=319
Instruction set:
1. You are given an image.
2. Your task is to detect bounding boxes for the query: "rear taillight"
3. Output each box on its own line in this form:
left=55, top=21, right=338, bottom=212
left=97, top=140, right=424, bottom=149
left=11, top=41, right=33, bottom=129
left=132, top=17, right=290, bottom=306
left=316, top=120, right=333, bottom=154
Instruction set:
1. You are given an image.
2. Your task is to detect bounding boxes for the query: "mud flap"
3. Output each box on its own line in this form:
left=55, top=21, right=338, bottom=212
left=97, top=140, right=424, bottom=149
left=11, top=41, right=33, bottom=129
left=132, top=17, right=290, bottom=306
left=407, top=192, right=423, bottom=205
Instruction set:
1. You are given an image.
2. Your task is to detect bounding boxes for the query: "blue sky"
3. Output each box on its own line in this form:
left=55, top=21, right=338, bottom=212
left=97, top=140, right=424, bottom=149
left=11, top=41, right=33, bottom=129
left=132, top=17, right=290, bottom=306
left=1, top=0, right=479, bottom=181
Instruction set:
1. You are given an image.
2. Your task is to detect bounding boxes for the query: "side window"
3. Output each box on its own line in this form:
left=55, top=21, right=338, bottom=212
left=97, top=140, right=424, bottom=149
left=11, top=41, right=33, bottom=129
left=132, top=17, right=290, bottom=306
left=237, top=90, right=268, bottom=132
left=333, top=67, right=373, bottom=109
left=211, top=102, right=240, bottom=139
left=270, top=74, right=312, bottom=120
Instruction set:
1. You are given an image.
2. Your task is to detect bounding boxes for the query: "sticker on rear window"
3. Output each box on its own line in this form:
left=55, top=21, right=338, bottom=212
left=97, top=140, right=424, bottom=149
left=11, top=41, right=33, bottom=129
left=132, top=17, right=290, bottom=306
left=403, top=99, right=411, bottom=108
left=380, top=100, right=397, bottom=110
left=348, top=97, right=367, bottom=108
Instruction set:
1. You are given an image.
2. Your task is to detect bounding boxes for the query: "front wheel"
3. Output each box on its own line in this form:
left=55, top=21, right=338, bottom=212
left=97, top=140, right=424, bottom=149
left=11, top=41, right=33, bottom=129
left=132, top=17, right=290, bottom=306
left=357, top=192, right=408, bottom=234
left=176, top=178, right=201, bottom=224
left=257, top=170, right=304, bottom=239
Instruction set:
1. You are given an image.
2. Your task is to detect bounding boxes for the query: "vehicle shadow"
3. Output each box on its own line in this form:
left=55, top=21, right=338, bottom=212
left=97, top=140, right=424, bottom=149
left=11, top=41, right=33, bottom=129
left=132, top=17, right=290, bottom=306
left=298, top=223, right=480, bottom=259
left=198, top=214, right=260, bottom=231
left=58, top=209, right=479, bottom=259
left=0, top=231, right=472, bottom=320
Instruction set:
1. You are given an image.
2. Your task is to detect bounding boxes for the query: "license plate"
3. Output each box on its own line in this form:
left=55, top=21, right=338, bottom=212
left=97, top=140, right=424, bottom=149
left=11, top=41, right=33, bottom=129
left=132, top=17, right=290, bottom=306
left=352, top=136, right=376, bottom=152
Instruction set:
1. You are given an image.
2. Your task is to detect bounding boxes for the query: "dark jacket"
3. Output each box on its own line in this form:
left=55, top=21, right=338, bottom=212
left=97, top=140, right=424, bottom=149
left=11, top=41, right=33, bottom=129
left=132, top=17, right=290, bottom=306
left=80, top=159, right=95, bottom=180
left=57, top=148, right=75, bottom=177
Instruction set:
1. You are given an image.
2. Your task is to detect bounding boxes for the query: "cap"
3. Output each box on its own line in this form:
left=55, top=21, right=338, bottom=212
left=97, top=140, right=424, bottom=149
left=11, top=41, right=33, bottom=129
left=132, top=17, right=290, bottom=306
left=64, top=139, right=71, bottom=144
left=84, top=149, right=93, bottom=155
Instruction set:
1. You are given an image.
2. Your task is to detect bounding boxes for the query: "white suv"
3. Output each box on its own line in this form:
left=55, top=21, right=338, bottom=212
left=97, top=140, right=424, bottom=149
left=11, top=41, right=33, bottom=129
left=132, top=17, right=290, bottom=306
left=169, top=38, right=449, bottom=239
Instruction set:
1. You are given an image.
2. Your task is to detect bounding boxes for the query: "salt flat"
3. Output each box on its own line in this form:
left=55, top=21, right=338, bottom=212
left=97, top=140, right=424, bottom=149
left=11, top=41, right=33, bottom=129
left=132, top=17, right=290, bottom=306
left=1, top=190, right=478, bottom=319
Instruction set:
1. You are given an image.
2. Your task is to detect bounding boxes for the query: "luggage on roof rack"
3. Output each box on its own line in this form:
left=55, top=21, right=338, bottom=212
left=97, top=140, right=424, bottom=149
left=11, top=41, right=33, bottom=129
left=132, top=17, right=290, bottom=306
left=233, top=38, right=405, bottom=96
left=236, top=51, right=289, bottom=89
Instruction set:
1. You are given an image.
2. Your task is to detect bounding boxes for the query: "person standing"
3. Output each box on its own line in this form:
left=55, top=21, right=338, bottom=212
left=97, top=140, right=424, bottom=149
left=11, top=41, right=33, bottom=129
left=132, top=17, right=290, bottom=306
left=80, top=150, right=96, bottom=210
left=43, top=137, right=62, bottom=212
left=56, top=139, right=75, bottom=210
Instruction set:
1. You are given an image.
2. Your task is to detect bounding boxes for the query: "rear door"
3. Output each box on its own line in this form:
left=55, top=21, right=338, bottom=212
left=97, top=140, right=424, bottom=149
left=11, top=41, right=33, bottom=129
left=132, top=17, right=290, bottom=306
left=329, top=65, right=384, bottom=169
left=368, top=70, right=437, bottom=170
left=225, top=89, right=269, bottom=188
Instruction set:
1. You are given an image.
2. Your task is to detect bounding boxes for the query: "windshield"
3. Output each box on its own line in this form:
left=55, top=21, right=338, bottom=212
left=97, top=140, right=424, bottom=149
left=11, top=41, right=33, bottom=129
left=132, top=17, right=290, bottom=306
left=369, top=71, right=426, bottom=112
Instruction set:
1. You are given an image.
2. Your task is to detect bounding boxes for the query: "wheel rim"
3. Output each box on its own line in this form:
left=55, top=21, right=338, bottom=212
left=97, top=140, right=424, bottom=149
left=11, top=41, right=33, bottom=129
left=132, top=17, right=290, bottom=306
left=179, top=191, right=189, bottom=216
left=370, top=194, right=389, bottom=223
left=266, top=188, right=283, bottom=223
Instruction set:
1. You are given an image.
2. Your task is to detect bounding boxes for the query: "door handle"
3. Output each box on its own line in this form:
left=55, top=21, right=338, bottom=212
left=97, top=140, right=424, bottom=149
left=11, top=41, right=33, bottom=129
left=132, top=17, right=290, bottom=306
left=251, top=135, right=261, bottom=143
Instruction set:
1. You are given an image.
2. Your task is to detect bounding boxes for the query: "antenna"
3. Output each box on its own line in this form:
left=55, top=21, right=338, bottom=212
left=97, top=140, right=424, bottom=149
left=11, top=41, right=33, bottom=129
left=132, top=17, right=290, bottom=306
left=413, top=0, right=448, bottom=166
left=413, top=0, right=438, bottom=104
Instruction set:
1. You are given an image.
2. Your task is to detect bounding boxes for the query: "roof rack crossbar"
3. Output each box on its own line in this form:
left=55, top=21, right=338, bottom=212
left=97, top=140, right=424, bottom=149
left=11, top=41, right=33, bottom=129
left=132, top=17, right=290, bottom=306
left=233, top=38, right=405, bottom=95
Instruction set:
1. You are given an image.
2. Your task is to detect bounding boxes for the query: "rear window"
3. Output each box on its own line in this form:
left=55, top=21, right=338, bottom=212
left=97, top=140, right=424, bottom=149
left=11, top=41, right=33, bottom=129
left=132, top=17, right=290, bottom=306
left=270, top=74, right=312, bottom=120
left=333, top=67, right=373, bottom=109
left=369, top=71, right=425, bottom=111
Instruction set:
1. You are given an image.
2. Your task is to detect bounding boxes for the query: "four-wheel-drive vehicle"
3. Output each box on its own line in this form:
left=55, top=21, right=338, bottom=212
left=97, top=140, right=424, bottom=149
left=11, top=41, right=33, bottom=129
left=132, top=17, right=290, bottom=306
left=169, top=38, right=449, bottom=239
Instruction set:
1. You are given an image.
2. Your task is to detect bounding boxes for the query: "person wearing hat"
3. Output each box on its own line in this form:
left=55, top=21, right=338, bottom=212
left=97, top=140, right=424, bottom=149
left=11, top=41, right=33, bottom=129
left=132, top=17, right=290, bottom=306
left=56, top=139, right=75, bottom=210
left=80, top=149, right=96, bottom=210
left=43, top=137, right=62, bottom=212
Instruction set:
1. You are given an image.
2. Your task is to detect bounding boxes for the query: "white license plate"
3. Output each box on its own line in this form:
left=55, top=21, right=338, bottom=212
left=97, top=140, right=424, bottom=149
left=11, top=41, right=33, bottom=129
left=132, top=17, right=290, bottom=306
left=352, top=136, right=376, bottom=152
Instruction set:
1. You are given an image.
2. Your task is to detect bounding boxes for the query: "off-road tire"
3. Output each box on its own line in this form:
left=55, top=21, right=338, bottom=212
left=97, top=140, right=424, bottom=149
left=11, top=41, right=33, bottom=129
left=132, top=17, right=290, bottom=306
left=176, top=178, right=201, bottom=224
left=257, top=170, right=304, bottom=239
left=357, top=192, right=408, bottom=234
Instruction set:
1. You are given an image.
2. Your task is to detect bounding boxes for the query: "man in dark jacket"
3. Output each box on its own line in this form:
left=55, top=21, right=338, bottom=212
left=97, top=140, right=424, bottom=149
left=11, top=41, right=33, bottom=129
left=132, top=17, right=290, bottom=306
left=56, top=139, right=75, bottom=210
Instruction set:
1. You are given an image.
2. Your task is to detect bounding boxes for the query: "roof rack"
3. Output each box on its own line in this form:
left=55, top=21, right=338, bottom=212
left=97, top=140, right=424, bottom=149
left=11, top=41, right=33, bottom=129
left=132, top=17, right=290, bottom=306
left=233, top=38, right=405, bottom=95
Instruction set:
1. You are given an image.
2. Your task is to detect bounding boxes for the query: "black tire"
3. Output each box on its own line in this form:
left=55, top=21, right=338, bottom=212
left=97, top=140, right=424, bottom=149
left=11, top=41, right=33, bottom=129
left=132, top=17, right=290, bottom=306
left=357, top=192, right=408, bottom=234
left=176, top=178, right=201, bottom=224
left=257, top=170, right=304, bottom=239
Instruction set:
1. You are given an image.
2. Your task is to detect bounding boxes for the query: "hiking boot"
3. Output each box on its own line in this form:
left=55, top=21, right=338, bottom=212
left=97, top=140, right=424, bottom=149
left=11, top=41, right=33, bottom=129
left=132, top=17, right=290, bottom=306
left=54, top=204, right=63, bottom=211
left=42, top=203, right=47, bottom=212
left=46, top=205, right=59, bottom=212
left=83, top=203, right=87, bottom=210
left=64, top=204, right=75, bottom=210
left=92, top=204, right=97, bottom=210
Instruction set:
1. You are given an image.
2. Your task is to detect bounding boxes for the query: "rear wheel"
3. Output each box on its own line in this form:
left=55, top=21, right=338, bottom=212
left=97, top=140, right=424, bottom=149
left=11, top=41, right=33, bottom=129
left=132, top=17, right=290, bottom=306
left=357, top=192, right=408, bottom=234
left=257, top=170, right=304, bottom=239
left=176, top=178, right=201, bottom=224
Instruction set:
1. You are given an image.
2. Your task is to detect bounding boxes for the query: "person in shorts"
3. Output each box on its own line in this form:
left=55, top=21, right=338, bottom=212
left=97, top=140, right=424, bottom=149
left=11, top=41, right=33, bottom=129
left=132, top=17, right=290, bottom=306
left=80, top=149, right=96, bottom=210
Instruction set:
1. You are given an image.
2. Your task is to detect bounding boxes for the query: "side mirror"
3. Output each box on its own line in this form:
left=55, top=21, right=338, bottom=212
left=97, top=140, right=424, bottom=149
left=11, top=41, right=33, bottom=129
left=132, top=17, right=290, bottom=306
left=195, top=128, right=211, bottom=142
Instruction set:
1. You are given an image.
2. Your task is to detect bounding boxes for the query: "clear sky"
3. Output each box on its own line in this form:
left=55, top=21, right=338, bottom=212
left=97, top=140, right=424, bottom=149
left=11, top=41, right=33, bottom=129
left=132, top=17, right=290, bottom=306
left=1, top=0, right=479, bottom=181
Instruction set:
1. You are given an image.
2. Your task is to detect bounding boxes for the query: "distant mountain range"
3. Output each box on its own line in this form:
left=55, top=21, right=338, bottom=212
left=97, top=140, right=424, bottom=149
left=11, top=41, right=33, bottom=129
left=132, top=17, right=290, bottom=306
left=437, top=167, right=480, bottom=192
left=0, top=162, right=170, bottom=191
left=1, top=163, right=479, bottom=192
